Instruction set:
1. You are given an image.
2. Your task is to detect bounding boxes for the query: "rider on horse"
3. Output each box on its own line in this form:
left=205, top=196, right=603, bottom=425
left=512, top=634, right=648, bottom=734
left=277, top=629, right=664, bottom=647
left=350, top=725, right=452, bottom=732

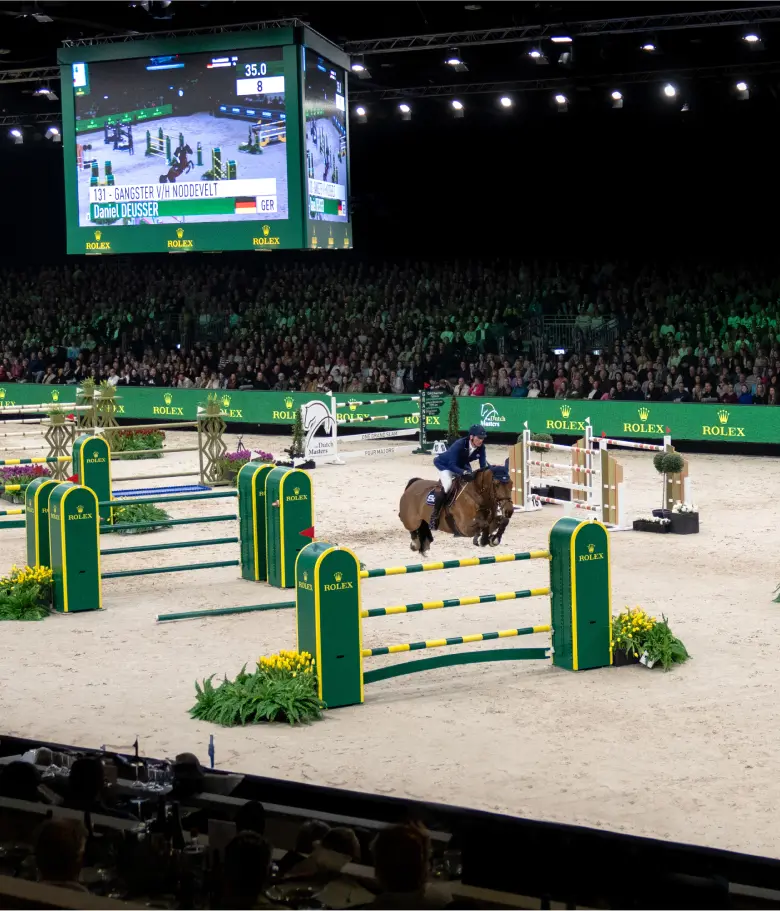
left=429, top=424, right=488, bottom=531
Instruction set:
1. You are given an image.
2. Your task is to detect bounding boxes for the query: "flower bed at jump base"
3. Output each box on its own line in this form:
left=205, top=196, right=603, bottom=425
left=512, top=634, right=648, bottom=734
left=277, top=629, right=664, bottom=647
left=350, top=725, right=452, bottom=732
left=110, top=428, right=165, bottom=460
left=0, top=465, right=52, bottom=504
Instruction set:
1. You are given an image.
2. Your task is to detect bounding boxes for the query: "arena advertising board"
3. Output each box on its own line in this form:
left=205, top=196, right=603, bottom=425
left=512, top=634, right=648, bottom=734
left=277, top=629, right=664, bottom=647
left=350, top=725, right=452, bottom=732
left=0, top=385, right=774, bottom=443
left=59, top=29, right=351, bottom=253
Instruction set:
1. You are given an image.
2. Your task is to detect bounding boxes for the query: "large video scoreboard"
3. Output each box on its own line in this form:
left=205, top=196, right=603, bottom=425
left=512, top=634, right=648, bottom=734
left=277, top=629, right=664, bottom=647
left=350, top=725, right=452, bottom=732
left=58, top=27, right=352, bottom=254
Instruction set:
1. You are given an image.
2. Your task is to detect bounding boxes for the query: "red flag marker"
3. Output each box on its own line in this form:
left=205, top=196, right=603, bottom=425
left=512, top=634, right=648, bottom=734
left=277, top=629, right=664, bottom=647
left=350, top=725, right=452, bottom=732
left=601, top=431, right=607, bottom=438
left=300, top=526, right=315, bottom=539
left=68, top=474, right=79, bottom=483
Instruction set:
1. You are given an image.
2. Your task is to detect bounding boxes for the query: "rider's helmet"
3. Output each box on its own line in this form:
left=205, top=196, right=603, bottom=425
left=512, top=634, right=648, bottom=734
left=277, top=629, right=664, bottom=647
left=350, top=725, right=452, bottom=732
left=468, top=424, right=487, bottom=439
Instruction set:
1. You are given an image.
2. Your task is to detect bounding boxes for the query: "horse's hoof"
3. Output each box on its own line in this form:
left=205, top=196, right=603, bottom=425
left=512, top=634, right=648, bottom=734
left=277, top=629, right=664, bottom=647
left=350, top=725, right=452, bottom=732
left=489, top=537, right=500, bottom=547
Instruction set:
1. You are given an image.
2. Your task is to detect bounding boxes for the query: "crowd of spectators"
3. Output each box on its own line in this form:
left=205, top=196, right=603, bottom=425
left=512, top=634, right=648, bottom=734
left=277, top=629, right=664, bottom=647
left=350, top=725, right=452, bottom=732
left=1, top=257, right=779, bottom=406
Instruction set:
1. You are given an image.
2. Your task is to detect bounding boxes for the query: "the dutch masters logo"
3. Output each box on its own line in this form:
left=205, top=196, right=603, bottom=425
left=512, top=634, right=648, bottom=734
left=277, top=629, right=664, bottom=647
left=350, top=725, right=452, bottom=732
left=324, top=570, right=354, bottom=592
left=545, top=404, right=589, bottom=432
left=86, top=228, right=111, bottom=252
left=153, top=391, right=184, bottom=416
left=578, top=542, right=605, bottom=562
left=286, top=486, right=308, bottom=502
left=703, top=409, right=745, bottom=438
left=622, top=406, right=665, bottom=435
left=167, top=226, right=193, bottom=250
left=480, top=402, right=505, bottom=429
left=252, top=224, right=281, bottom=247
left=272, top=395, right=297, bottom=421
left=219, top=394, right=243, bottom=419
left=298, top=569, right=313, bottom=592
left=68, top=504, right=94, bottom=521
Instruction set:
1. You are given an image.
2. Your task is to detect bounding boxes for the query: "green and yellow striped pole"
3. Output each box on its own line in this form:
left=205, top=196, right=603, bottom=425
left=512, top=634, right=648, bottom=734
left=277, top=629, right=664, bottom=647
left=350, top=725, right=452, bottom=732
left=362, top=624, right=552, bottom=657
left=360, top=551, right=549, bottom=579
left=362, top=587, right=550, bottom=618
left=0, top=508, right=24, bottom=517
left=1, top=485, right=22, bottom=493
left=0, top=456, right=72, bottom=467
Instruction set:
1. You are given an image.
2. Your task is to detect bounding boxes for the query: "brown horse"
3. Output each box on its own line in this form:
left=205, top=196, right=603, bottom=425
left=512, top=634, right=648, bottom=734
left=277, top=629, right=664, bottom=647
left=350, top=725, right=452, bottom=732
left=398, top=467, right=514, bottom=556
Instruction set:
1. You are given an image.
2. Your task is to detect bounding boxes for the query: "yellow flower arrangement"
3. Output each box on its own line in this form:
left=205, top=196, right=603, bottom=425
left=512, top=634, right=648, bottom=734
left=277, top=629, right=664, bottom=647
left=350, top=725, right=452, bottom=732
left=258, top=649, right=315, bottom=676
left=0, top=563, right=53, bottom=621
left=612, top=606, right=690, bottom=670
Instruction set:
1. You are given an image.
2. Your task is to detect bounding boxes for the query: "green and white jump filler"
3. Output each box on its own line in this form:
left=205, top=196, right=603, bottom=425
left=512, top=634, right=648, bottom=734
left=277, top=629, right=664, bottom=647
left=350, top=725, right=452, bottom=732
left=295, top=517, right=612, bottom=709
left=264, top=467, right=314, bottom=589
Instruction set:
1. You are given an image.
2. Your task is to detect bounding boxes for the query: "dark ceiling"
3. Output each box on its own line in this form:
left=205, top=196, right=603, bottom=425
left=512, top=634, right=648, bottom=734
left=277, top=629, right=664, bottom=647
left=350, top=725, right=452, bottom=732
left=1, top=1, right=780, bottom=119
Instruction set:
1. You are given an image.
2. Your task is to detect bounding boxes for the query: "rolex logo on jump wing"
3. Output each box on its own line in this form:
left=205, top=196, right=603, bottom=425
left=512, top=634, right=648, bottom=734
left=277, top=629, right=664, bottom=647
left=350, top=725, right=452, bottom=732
left=77, top=505, right=84, bottom=514
left=303, top=571, right=308, bottom=582
left=638, top=407, right=650, bottom=421
left=93, top=451, right=99, bottom=459
left=717, top=409, right=729, bottom=424
left=334, top=571, right=343, bottom=583
left=588, top=543, right=595, bottom=554
left=164, top=392, right=173, bottom=406
left=559, top=405, right=571, bottom=418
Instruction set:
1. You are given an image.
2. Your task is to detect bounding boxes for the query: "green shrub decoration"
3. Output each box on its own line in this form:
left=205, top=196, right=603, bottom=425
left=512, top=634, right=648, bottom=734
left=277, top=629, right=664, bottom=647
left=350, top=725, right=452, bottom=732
left=110, top=502, right=171, bottom=534
left=0, top=565, right=53, bottom=622
left=653, top=451, right=685, bottom=475
left=190, top=651, right=325, bottom=726
left=288, top=408, right=305, bottom=459
left=447, top=395, right=461, bottom=445
left=612, top=607, right=690, bottom=670
left=111, top=429, right=165, bottom=460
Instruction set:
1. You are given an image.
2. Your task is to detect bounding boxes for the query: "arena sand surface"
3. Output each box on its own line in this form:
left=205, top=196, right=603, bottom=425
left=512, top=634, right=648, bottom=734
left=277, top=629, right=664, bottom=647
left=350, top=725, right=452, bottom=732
left=2, top=431, right=778, bottom=858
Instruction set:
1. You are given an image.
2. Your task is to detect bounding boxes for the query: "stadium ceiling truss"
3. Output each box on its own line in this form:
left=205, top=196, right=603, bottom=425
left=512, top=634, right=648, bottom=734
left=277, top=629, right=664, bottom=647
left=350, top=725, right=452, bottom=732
left=344, top=5, right=780, bottom=54
left=350, top=60, right=780, bottom=100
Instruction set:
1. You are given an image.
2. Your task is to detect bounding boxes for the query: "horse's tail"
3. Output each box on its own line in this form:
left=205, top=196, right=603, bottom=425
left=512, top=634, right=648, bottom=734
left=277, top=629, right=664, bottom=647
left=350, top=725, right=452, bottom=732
left=404, top=478, right=421, bottom=490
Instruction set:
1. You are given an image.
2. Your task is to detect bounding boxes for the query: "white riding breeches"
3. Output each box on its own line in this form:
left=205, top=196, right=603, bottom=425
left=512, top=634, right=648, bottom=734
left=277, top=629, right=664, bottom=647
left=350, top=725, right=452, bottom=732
left=437, top=469, right=457, bottom=494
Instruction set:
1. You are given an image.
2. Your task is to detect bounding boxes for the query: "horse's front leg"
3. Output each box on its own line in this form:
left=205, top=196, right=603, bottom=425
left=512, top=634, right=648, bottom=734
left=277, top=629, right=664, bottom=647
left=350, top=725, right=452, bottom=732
left=471, top=510, right=492, bottom=546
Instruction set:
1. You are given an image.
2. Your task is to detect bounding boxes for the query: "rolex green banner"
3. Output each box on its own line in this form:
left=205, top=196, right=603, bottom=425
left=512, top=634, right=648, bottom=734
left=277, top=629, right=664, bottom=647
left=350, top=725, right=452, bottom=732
left=0, top=384, right=775, bottom=443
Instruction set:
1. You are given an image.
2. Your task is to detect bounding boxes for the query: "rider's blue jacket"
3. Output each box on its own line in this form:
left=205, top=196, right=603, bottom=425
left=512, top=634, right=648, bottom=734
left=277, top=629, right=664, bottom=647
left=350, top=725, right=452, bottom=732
left=433, top=436, right=487, bottom=475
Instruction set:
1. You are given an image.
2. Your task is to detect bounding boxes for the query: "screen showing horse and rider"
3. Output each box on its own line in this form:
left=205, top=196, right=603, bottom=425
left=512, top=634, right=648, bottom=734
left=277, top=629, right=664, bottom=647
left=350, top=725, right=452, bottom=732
left=302, top=49, right=348, bottom=224
left=72, top=47, right=290, bottom=227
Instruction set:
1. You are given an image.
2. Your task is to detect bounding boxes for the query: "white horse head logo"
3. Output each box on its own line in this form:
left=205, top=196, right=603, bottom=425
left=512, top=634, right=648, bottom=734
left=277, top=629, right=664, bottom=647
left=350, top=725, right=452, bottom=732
left=480, top=402, right=501, bottom=426
left=300, top=400, right=335, bottom=454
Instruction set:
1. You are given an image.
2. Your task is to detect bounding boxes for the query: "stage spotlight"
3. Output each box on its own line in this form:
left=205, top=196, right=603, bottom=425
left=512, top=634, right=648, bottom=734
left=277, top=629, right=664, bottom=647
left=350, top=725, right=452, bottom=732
left=354, top=105, right=367, bottom=123
left=445, top=54, right=468, bottom=72
left=398, top=102, right=411, bottom=121
left=9, top=128, right=22, bottom=144
left=529, top=48, right=548, bottom=64
left=554, top=93, right=568, bottom=111
left=611, top=90, right=623, bottom=109
left=46, top=125, right=61, bottom=142
left=451, top=98, right=464, bottom=118
left=743, top=33, right=760, bottom=43
left=499, top=95, right=513, bottom=108
left=551, top=35, right=572, bottom=43
left=351, top=58, right=371, bottom=79
left=663, top=83, right=677, bottom=98
left=641, top=43, right=657, bottom=52
left=736, top=81, right=750, bottom=100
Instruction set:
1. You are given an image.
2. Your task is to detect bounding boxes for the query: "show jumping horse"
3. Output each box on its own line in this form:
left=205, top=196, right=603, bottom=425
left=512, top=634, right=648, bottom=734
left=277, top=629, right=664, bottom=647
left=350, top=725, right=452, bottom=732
left=398, top=467, right=514, bottom=556
left=159, top=143, right=194, bottom=183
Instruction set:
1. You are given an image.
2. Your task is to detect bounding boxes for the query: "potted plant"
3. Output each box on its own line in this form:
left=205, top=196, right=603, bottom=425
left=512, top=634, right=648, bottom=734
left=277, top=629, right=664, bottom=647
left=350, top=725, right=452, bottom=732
left=112, top=428, right=166, bottom=460
left=632, top=514, right=671, bottom=533
left=218, top=448, right=274, bottom=486
left=653, top=450, right=685, bottom=509
left=0, top=565, right=53, bottom=621
left=612, top=607, right=690, bottom=670
left=191, top=650, right=324, bottom=725
left=447, top=395, right=461, bottom=445
left=286, top=408, right=305, bottom=460
left=106, top=502, right=172, bottom=535
left=0, top=465, right=52, bottom=504
left=669, top=501, right=699, bottom=535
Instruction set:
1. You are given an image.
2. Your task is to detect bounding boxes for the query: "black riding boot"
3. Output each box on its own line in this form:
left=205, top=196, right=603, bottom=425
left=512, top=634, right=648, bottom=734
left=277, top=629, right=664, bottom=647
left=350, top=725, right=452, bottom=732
left=429, top=489, right=446, bottom=531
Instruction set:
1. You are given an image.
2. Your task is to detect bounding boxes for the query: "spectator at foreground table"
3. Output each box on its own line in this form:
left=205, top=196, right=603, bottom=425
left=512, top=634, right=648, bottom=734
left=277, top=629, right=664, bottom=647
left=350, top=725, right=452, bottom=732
left=219, top=831, right=278, bottom=909
left=356, top=823, right=449, bottom=910
left=0, top=760, right=47, bottom=803
left=35, top=818, right=88, bottom=892
left=66, top=756, right=137, bottom=820
left=276, top=819, right=331, bottom=877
